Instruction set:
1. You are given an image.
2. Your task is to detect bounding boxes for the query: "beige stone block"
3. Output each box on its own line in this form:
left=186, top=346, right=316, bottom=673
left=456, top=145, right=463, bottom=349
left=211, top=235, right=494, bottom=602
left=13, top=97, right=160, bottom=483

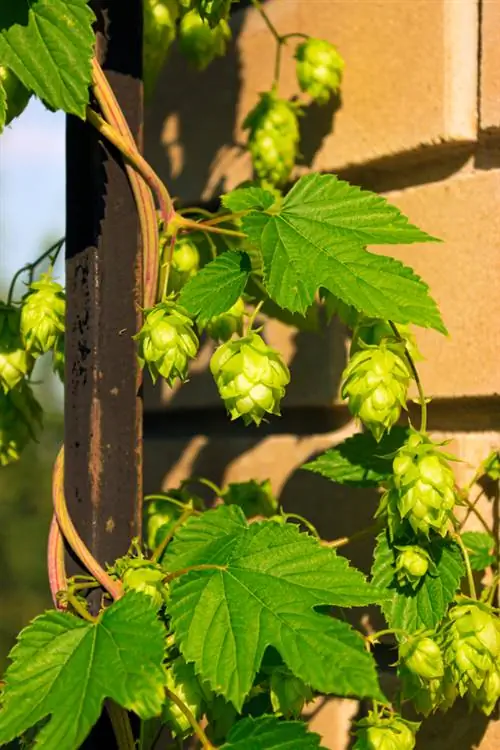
left=480, top=0, right=500, bottom=131
left=146, top=0, right=478, bottom=203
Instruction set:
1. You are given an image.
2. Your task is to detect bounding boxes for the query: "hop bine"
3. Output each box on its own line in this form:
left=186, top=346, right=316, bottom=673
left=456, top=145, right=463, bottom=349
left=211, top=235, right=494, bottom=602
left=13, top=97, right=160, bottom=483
left=295, top=38, right=344, bottom=104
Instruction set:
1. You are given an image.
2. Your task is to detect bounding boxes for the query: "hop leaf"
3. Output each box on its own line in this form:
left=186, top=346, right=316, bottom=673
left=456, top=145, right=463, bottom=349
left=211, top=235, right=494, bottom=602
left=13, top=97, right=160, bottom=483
left=243, top=92, right=300, bottom=187
left=135, top=301, right=199, bottom=386
left=143, top=0, right=179, bottom=100
left=0, top=66, right=31, bottom=127
left=179, top=10, right=231, bottom=70
left=164, top=657, right=209, bottom=738
left=295, top=38, right=344, bottom=104
left=222, top=478, right=278, bottom=518
left=394, top=546, right=431, bottom=588
left=210, top=332, right=290, bottom=425
left=169, top=238, right=200, bottom=293
left=20, top=273, right=65, bottom=356
left=196, top=0, right=235, bottom=26
left=341, top=342, right=411, bottom=442
left=269, top=669, right=313, bottom=717
left=204, top=297, right=245, bottom=341
left=353, top=711, right=419, bottom=750
left=0, top=304, right=34, bottom=392
left=0, top=381, right=43, bottom=466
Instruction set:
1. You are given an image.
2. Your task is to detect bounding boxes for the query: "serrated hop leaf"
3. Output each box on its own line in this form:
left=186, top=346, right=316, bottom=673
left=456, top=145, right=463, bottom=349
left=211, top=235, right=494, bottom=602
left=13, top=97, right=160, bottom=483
left=122, top=560, right=168, bottom=608
left=144, top=496, right=183, bottom=550
left=442, top=601, right=500, bottom=700
left=0, top=66, right=32, bottom=126
left=399, top=636, right=444, bottom=681
left=0, top=304, right=34, bottom=393
left=353, top=711, right=418, bottom=750
left=179, top=10, right=231, bottom=70
left=243, top=92, right=300, bottom=187
left=20, top=273, right=65, bottom=356
left=395, top=546, right=431, bottom=588
left=143, top=0, right=179, bottom=100
left=0, top=382, right=43, bottom=466
left=341, top=342, right=411, bottom=442
left=269, top=668, right=313, bottom=717
left=351, top=319, right=422, bottom=363
left=295, top=38, right=344, bottom=104
left=388, top=432, right=457, bottom=536
left=204, top=297, right=245, bottom=341
left=135, top=301, right=199, bottom=386
left=210, top=332, right=290, bottom=425
left=169, top=238, right=200, bottom=293
left=163, top=657, right=208, bottom=738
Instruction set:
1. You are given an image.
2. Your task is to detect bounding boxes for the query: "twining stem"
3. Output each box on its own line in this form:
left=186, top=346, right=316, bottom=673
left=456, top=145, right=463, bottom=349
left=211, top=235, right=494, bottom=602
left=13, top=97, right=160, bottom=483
left=47, top=515, right=68, bottom=609
left=7, top=237, right=65, bottom=305
left=322, top=520, right=384, bottom=549
left=164, top=564, right=228, bottom=584
left=106, top=700, right=135, bottom=750
left=144, top=493, right=202, bottom=514
left=179, top=216, right=246, bottom=239
left=459, top=490, right=491, bottom=535
left=151, top=507, right=194, bottom=563
left=66, top=591, right=98, bottom=623
left=454, top=531, right=477, bottom=600
left=389, top=321, right=428, bottom=433
left=165, top=688, right=215, bottom=750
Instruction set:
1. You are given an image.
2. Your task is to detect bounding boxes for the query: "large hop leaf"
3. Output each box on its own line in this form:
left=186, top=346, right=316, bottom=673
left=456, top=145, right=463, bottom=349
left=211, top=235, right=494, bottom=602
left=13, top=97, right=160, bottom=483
left=0, top=381, right=43, bottom=466
left=135, top=300, right=199, bottom=386
left=210, top=332, right=290, bottom=425
left=21, top=273, right=65, bottom=356
left=295, top=38, right=344, bottom=104
left=341, top=341, right=411, bottom=441
left=179, top=10, right=231, bottom=70
left=0, top=65, right=31, bottom=128
left=0, top=303, right=33, bottom=392
left=383, top=432, right=457, bottom=537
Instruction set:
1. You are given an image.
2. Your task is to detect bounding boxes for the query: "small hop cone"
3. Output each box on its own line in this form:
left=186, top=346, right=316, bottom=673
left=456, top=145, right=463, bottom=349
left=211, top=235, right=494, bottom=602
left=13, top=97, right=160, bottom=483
left=353, top=712, right=418, bottom=750
left=443, top=601, right=500, bottom=699
left=121, top=560, right=168, bottom=608
left=204, top=297, right=245, bottom=341
left=164, top=658, right=208, bottom=738
left=169, top=238, right=200, bottom=293
left=395, top=545, right=431, bottom=588
left=341, top=342, right=411, bottom=442
left=143, top=0, right=179, bottom=100
left=210, top=332, right=290, bottom=426
left=295, top=38, right=344, bottom=104
left=0, top=382, right=43, bottom=466
left=386, top=432, right=457, bottom=536
left=0, top=303, right=34, bottom=392
left=143, top=496, right=183, bottom=550
left=179, top=10, right=231, bottom=70
left=399, top=666, right=457, bottom=717
left=0, top=66, right=31, bottom=125
left=351, top=318, right=422, bottom=363
left=469, top=668, right=500, bottom=715
left=399, top=636, right=444, bottom=681
left=243, top=92, right=300, bottom=187
left=20, top=273, right=65, bottom=356
left=135, top=301, right=199, bottom=386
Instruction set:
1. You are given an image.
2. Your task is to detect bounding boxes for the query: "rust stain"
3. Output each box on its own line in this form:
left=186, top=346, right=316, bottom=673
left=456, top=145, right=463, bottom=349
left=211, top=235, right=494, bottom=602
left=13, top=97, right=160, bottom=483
left=105, top=516, right=115, bottom=533
left=89, top=395, right=103, bottom=511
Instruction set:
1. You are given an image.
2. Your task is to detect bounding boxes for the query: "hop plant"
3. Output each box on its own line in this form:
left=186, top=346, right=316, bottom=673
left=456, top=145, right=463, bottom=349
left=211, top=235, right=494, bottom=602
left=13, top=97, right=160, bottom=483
left=399, top=666, right=457, bottom=717
left=121, top=560, right=168, bottom=609
left=143, top=0, right=179, bottom=100
left=395, top=545, right=431, bottom=588
left=164, top=657, right=208, bottom=737
left=143, top=495, right=184, bottom=550
left=469, top=668, right=500, bottom=715
left=20, top=273, right=65, bottom=356
left=179, top=10, right=231, bottom=70
left=0, top=382, right=43, bottom=466
left=210, top=332, right=290, bottom=425
left=196, top=0, right=234, bottom=26
left=353, top=711, right=418, bottom=750
left=442, top=600, right=500, bottom=708
left=384, top=432, right=457, bottom=536
left=399, top=636, right=444, bottom=682
left=269, top=668, right=313, bottom=717
left=295, top=38, right=344, bottom=104
left=351, top=319, right=421, bottom=363
left=0, top=66, right=31, bottom=126
left=341, top=341, right=411, bottom=442
left=204, top=298, right=245, bottom=341
left=169, top=238, right=200, bottom=292
left=0, top=303, right=34, bottom=393
left=243, top=92, right=300, bottom=187
left=135, top=301, right=199, bottom=386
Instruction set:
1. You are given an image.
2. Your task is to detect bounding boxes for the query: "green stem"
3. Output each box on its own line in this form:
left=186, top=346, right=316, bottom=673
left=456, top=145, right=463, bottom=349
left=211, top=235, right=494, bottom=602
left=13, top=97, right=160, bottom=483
left=106, top=700, right=135, bottom=750
left=454, top=531, right=477, bottom=600
left=250, top=0, right=285, bottom=86
left=199, top=210, right=249, bottom=228
left=164, top=688, right=215, bottom=750
left=161, top=232, right=177, bottom=301
left=458, top=490, right=491, bottom=535
left=246, top=300, right=265, bottom=333
left=281, top=512, right=320, bottom=538
left=179, top=216, right=246, bottom=239
left=322, top=520, right=384, bottom=549
left=151, top=507, right=194, bottom=563
left=281, top=32, right=310, bottom=42
left=66, top=591, right=98, bottom=623
left=389, top=321, right=427, bottom=433
left=180, top=476, right=221, bottom=498
left=367, top=628, right=408, bottom=644
left=164, top=563, right=227, bottom=584
left=144, top=493, right=202, bottom=514
left=178, top=207, right=215, bottom=219
left=7, top=237, right=65, bottom=304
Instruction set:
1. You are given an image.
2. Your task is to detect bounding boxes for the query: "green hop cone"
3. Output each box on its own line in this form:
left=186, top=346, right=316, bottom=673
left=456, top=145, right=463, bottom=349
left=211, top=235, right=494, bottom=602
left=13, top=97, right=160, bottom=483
left=243, top=92, right=300, bottom=187
left=395, top=545, right=431, bottom=588
left=443, top=601, right=500, bottom=700
left=222, top=478, right=278, bottom=519
left=295, top=38, right=344, bottom=104
left=143, top=0, right=179, bottom=101
left=0, top=66, right=31, bottom=126
left=400, top=636, right=444, bottom=681
left=135, top=301, right=199, bottom=386
left=197, top=0, right=234, bottom=26
left=168, top=238, right=200, bottom=293
left=0, top=382, right=43, bottom=466
left=0, top=303, right=34, bottom=392
left=179, top=10, right=231, bottom=70
left=270, top=668, right=313, bottom=717
left=386, top=432, right=457, bottom=536
left=164, top=658, right=208, bottom=738
left=204, top=297, right=245, bottom=341
left=353, top=711, right=418, bottom=750
left=469, top=668, right=500, bottom=715
left=341, top=341, right=411, bottom=442
left=143, top=495, right=184, bottom=550
left=399, top=666, right=457, bottom=717
left=351, top=319, right=422, bottom=363
left=20, top=273, right=65, bottom=356
left=121, top=560, right=168, bottom=608
left=210, top=332, right=290, bottom=426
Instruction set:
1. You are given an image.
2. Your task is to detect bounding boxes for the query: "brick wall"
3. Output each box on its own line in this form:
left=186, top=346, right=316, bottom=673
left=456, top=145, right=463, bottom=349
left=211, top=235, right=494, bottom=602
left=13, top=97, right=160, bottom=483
left=144, top=2, right=500, bottom=747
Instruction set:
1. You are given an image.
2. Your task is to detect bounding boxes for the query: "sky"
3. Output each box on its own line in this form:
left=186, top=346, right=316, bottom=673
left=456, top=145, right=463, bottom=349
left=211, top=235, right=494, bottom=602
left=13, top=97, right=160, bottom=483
left=0, top=99, right=65, bottom=289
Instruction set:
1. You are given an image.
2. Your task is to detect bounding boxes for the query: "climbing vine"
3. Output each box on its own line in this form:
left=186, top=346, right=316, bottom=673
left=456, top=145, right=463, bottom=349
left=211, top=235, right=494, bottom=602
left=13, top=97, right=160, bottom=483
left=0, top=1, right=499, bottom=749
